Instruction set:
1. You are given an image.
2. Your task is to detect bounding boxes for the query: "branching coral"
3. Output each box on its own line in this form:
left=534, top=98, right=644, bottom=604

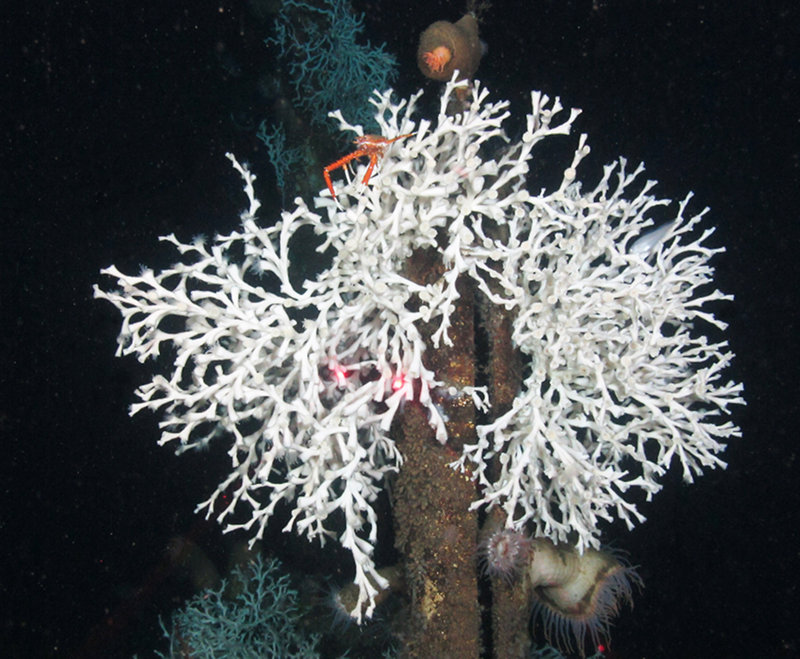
left=96, top=77, right=743, bottom=622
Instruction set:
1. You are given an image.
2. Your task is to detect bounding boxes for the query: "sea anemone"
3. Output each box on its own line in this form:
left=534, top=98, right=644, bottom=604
left=526, top=539, right=642, bottom=654
left=417, top=13, right=483, bottom=83
left=479, top=528, right=532, bottom=583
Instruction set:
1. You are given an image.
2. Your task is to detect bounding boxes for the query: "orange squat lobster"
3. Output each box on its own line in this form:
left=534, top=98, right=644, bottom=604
left=323, top=133, right=414, bottom=199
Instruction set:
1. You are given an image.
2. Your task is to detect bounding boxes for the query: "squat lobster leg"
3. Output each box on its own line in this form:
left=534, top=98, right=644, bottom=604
left=323, top=133, right=414, bottom=199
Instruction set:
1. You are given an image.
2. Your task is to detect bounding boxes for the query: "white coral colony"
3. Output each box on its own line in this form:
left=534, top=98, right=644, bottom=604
left=95, top=78, right=744, bottom=622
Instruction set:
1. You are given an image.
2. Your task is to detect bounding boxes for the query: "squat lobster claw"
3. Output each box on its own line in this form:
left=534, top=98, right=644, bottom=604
left=323, top=133, right=414, bottom=199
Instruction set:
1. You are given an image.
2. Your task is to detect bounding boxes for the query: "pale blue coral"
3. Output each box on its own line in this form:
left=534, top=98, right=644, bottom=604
left=269, top=0, right=398, bottom=133
left=158, top=556, right=322, bottom=658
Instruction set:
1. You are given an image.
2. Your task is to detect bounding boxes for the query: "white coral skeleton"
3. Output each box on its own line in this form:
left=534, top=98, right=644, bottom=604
left=95, top=78, right=744, bottom=620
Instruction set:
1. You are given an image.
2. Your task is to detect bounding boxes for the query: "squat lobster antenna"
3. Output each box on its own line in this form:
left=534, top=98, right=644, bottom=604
left=323, top=133, right=415, bottom=199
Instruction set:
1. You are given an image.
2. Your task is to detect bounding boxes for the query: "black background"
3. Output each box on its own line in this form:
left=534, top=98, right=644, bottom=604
left=2, top=1, right=797, bottom=656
